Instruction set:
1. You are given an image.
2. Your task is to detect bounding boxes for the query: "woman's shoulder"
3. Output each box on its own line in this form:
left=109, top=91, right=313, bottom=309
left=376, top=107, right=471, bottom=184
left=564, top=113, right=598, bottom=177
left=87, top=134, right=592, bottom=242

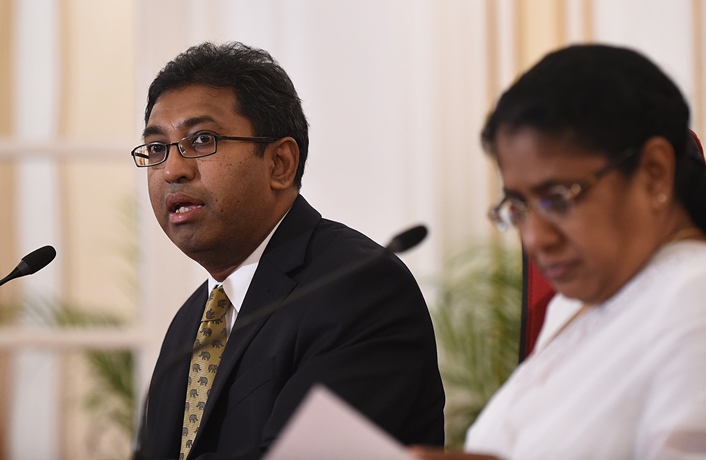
left=629, top=240, right=706, bottom=337
left=645, top=240, right=706, bottom=298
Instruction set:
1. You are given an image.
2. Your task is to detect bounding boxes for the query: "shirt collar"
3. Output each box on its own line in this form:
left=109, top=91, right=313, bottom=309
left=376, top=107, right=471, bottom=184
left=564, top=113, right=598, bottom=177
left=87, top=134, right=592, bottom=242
left=207, top=209, right=289, bottom=313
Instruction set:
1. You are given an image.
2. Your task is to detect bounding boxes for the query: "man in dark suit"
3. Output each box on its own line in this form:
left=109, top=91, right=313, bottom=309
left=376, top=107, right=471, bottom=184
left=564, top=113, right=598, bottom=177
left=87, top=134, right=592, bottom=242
left=132, top=42, right=445, bottom=460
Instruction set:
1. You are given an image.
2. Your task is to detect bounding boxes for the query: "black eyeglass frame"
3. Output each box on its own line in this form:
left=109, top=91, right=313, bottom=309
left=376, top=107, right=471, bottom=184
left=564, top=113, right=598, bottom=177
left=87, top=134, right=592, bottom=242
left=488, top=148, right=638, bottom=231
left=131, top=133, right=278, bottom=168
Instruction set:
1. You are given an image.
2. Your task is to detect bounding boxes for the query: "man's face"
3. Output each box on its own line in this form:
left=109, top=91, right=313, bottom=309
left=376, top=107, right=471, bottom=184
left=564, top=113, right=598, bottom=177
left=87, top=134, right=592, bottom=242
left=145, top=84, right=278, bottom=276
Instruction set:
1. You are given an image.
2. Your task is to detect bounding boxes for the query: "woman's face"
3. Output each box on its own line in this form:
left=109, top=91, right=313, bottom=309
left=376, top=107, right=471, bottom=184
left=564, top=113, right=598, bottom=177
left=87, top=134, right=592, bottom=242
left=495, top=127, right=662, bottom=304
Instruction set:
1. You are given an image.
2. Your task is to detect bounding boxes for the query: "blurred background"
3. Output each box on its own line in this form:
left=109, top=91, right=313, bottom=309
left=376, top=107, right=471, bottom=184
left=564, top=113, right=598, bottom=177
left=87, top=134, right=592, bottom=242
left=0, top=0, right=704, bottom=458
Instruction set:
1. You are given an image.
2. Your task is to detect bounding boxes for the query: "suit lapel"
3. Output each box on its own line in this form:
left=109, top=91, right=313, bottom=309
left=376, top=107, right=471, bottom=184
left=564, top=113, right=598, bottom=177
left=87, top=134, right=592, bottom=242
left=145, top=283, right=208, bottom=459
left=195, top=195, right=322, bottom=442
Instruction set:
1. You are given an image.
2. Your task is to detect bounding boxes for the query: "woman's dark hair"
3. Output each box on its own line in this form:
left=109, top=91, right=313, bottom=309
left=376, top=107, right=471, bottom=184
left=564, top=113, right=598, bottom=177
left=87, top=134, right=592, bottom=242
left=481, top=44, right=706, bottom=231
left=145, top=42, right=309, bottom=189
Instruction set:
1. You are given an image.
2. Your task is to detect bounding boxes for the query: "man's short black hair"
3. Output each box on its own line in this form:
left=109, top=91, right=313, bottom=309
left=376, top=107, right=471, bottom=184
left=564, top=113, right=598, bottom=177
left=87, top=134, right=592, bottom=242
left=145, top=42, right=309, bottom=188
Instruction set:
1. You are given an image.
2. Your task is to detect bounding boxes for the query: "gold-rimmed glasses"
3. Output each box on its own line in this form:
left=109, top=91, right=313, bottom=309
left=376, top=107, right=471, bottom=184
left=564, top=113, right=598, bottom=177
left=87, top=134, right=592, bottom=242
left=488, top=148, right=637, bottom=231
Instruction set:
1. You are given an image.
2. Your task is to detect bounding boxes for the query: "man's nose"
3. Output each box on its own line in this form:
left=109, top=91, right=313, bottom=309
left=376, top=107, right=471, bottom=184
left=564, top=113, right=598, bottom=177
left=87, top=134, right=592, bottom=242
left=162, top=144, right=197, bottom=183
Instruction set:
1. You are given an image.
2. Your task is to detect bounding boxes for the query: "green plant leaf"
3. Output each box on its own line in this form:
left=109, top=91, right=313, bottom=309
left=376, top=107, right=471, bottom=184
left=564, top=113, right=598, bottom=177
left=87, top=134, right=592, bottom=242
left=432, top=243, right=522, bottom=449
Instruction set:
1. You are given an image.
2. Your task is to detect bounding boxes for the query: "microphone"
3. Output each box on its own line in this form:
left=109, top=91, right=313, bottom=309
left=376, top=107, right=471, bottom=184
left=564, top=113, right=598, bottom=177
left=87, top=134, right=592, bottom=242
left=385, top=225, right=427, bottom=254
left=0, top=245, right=57, bottom=287
left=133, top=224, right=428, bottom=460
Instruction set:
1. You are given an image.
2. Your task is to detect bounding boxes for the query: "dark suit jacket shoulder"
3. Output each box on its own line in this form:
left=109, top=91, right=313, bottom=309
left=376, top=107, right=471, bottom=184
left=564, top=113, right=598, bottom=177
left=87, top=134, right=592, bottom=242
left=139, top=195, right=445, bottom=460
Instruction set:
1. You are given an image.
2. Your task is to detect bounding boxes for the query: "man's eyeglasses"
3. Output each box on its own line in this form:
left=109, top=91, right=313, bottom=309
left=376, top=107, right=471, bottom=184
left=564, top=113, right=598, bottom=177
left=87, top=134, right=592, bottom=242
left=131, top=132, right=277, bottom=167
left=488, top=148, right=638, bottom=231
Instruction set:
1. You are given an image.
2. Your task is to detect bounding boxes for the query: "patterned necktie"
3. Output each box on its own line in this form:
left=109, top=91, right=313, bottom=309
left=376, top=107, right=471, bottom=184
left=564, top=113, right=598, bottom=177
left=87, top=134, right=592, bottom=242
left=180, top=285, right=230, bottom=459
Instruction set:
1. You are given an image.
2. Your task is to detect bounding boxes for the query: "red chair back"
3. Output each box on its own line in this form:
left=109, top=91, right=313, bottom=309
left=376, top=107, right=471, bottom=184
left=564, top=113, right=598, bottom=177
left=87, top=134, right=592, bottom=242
left=520, top=250, right=555, bottom=361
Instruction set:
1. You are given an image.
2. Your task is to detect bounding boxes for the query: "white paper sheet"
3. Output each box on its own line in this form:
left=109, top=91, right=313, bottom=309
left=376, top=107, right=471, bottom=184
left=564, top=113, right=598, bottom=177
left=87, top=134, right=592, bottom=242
left=264, top=384, right=415, bottom=460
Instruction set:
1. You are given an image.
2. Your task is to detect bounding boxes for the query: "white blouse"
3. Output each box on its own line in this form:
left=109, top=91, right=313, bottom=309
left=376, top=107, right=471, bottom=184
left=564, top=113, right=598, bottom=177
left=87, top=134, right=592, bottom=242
left=465, top=240, right=706, bottom=460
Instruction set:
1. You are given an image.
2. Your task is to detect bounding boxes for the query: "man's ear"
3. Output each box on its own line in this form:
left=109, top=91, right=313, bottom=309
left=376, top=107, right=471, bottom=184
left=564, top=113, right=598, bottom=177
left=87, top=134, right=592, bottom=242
left=268, top=137, right=300, bottom=190
left=638, top=136, right=676, bottom=209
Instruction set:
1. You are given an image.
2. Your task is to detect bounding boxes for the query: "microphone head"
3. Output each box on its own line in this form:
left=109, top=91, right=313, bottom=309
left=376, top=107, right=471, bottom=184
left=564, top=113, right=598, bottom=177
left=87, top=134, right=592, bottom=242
left=21, top=245, right=57, bottom=275
left=386, top=225, right=428, bottom=253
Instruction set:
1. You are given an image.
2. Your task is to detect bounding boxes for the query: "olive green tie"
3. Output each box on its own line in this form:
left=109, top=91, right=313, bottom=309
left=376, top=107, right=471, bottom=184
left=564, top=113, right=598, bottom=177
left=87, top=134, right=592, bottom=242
left=180, top=285, right=230, bottom=459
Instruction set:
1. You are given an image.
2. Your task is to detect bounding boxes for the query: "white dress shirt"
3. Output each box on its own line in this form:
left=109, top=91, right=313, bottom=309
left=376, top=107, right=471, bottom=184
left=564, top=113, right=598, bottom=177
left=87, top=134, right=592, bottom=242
left=207, top=213, right=287, bottom=337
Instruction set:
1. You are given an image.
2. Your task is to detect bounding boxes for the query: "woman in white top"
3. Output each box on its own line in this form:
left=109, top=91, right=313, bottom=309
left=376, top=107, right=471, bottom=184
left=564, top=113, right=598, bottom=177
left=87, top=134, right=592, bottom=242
left=411, top=44, right=706, bottom=459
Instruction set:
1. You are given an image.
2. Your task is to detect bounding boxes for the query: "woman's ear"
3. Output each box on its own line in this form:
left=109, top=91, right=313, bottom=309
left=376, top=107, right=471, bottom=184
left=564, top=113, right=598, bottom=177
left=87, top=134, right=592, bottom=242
left=638, top=136, right=676, bottom=209
left=268, top=137, right=300, bottom=190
